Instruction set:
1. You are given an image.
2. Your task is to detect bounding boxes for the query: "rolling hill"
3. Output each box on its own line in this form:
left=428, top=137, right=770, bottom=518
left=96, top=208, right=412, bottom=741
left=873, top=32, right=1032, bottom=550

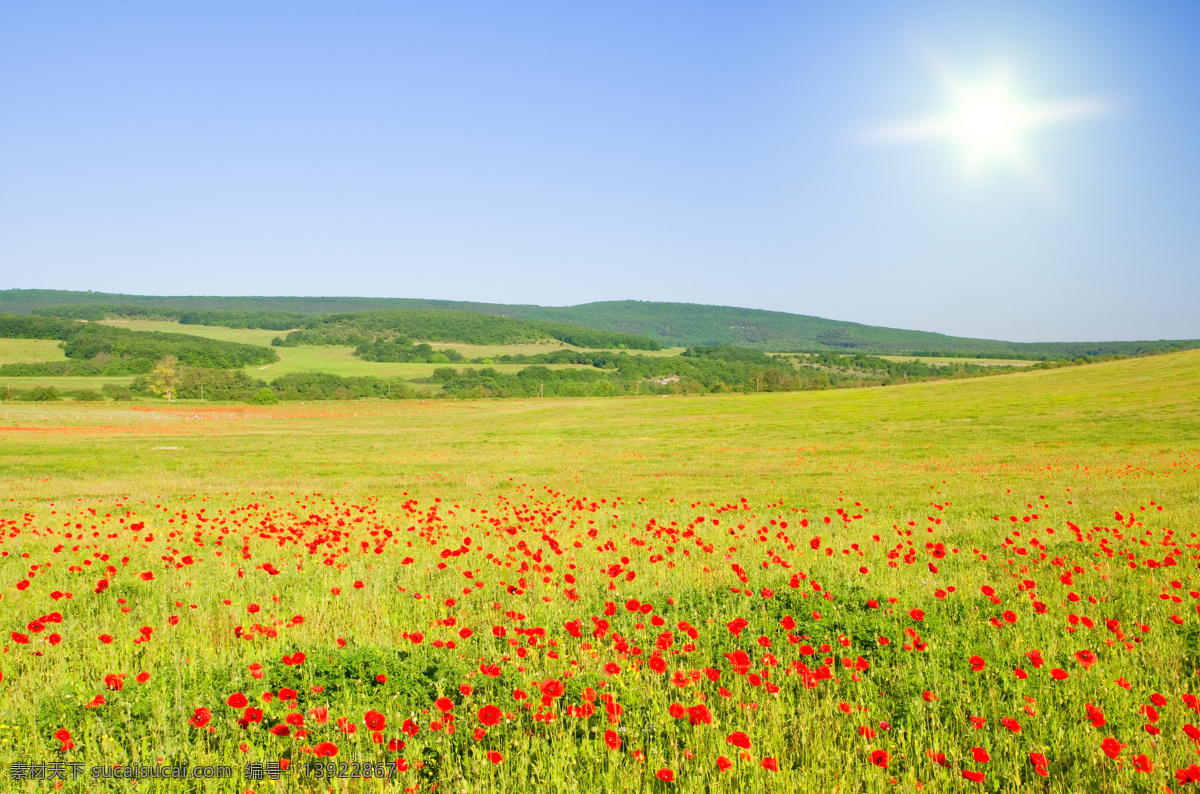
left=3, top=289, right=1197, bottom=358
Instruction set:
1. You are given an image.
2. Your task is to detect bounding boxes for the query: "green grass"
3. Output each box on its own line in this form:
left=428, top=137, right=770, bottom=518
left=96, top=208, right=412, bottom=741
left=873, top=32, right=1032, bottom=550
left=0, top=376, right=134, bottom=393
left=94, top=320, right=680, bottom=380
left=0, top=351, right=1197, bottom=792
left=873, top=355, right=1034, bottom=367
left=0, top=338, right=67, bottom=365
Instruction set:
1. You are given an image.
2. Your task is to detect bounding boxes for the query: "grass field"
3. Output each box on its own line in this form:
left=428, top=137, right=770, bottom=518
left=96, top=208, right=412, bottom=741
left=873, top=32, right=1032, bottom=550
left=874, top=355, right=1035, bottom=367
left=0, top=351, right=1197, bottom=791
left=0, top=339, right=68, bottom=365
left=88, top=320, right=682, bottom=382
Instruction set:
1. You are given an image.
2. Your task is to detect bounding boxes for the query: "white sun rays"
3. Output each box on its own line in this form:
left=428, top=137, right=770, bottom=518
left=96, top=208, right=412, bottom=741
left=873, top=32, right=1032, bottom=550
left=864, top=58, right=1112, bottom=196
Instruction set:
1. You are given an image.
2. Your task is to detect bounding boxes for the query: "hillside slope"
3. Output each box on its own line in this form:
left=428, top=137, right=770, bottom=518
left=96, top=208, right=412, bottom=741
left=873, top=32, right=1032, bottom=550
left=4, top=289, right=1197, bottom=357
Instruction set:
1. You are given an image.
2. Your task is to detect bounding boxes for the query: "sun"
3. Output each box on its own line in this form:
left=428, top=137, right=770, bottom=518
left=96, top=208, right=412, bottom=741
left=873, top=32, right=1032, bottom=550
left=865, top=59, right=1111, bottom=189
left=958, top=91, right=1020, bottom=153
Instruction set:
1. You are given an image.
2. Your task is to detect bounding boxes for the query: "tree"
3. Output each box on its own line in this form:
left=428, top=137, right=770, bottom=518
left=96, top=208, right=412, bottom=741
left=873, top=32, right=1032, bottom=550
left=149, top=355, right=180, bottom=401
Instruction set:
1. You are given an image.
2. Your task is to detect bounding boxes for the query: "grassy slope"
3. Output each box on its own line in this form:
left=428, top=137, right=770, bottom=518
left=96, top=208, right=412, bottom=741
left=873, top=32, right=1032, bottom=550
left=8, top=289, right=1197, bottom=356
left=0, top=338, right=67, bottom=364
left=2, top=349, right=1195, bottom=509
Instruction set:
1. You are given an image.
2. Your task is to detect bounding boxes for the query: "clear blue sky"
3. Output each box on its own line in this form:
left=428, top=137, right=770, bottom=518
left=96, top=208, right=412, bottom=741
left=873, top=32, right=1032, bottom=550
left=2, top=1, right=1197, bottom=342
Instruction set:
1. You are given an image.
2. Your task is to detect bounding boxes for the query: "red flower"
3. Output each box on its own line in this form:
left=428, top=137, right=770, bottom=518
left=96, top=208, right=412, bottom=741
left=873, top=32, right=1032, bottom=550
left=365, top=711, right=386, bottom=731
left=762, top=757, right=779, bottom=772
left=909, top=609, right=924, bottom=621
left=227, top=692, right=248, bottom=708
left=435, top=697, right=454, bottom=713
left=1074, top=650, right=1097, bottom=669
left=1085, top=703, right=1106, bottom=728
left=188, top=707, right=211, bottom=728
left=971, top=747, right=990, bottom=763
left=487, top=751, right=503, bottom=764
left=1001, top=717, right=1021, bottom=733
left=98, top=634, right=113, bottom=645
left=104, top=674, right=124, bottom=691
left=1100, top=737, right=1124, bottom=760
left=539, top=679, right=564, bottom=699
left=1132, top=754, right=1152, bottom=774
left=54, top=728, right=74, bottom=751
left=870, top=749, right=889, bottom=769
left=962, top=770, right=985, bottom=783
left=136, top=672, right=150, bottom=684
left=1050, top=668, right=1069, bottom=681
left=1029, top=752, right=1048, bottom=768
left=968, top=655, right=986, bottom=672
left=604, top=729, right=621, bottom=750
left=604, top=663, right=621, bottom=675
left=478, top=705, right=502, bottom=726
left=656, top=769, right=675, bottom=782
left=922, top=691, right=937, bottom=702
left=726, top=731, right=751, bottom=750
left=313, top=742, right=338, bottom=758
left=717, top=757, right=732, bottom=772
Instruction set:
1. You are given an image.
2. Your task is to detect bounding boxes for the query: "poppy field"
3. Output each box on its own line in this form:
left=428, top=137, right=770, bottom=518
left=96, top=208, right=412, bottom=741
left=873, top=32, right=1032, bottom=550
left=1, top=351, right=1199, bottom=792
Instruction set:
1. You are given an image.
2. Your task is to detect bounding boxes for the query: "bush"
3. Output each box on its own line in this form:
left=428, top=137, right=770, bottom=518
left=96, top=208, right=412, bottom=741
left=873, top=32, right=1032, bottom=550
left=247, top=388, right=279, bottom=405
left=24, top=386, right=61, bottom=401
left=69, top=390, right=103, bottom=402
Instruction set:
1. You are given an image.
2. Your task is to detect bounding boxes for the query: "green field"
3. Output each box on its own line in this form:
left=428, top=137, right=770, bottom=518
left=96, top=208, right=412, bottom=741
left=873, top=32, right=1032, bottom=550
left=0, top=351, right=1197, bottom=792
left=89, top=320, right=682, bottom=382
left=0, top=338, right=67, bottom=365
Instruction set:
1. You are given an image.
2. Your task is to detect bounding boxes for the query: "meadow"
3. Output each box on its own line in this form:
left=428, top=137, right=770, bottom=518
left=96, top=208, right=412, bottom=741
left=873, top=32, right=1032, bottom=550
left=0, top=351, right=1198, bottom=791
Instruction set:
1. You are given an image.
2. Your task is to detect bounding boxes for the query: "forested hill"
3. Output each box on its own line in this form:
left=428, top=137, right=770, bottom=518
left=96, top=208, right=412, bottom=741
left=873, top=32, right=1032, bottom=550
left=4, top=289, right=1198, bottom=358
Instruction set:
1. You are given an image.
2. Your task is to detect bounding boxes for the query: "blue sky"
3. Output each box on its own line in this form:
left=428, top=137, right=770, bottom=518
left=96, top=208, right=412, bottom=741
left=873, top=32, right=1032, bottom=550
left=2, top=1, right=1198, bottom=342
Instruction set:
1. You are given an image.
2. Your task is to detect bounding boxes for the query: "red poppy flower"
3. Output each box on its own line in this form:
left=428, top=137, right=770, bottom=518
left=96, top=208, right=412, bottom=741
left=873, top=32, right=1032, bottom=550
left=962, top=770, right=985, bottom=783
left=136, top=672, right=150, bottom=684
left=762, top=758, right=779, bottom=772
left=922, top=691, right=937, bottom=702
left=870, top=749, right=889, bottom=769
left=365, top=711, right=386, bottom=731
left=972, top=747, right=990, bottom=763
left=478, top=705, right=502, bottom=726
left=726, top=732, right=751, bottom=750
left=604, top=729, right=621, bottom=750
left=435, top=697, right=454, bottom=713
left=313, top=742, right=338, bottom=758
left=188, top=707, right=211, bottom=728
left=1050, top=668, right=1069, bottom=681
left=487, top=751, right=503, bottom=764
left=1132, top=754, right=1152, bottom=774
left=227, top=692, right=248, bottom=709
left=968, top=656, right=986, bottom=672
left=1001, top=717, right=1021, bottom=733
left=657, top=769, right=675, bottom=782
left=909, top=609, right=924, bottom=621
left=1100, top=737, right=1124, bottom=760
left=539, top=679, right=564, bottom=698
left=717, top=756, right=732, bottom=772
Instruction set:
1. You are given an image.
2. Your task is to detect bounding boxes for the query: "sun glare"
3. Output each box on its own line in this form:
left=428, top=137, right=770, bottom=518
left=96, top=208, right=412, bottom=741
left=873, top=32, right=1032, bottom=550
left=865, top=58, right=1112, bottom=191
